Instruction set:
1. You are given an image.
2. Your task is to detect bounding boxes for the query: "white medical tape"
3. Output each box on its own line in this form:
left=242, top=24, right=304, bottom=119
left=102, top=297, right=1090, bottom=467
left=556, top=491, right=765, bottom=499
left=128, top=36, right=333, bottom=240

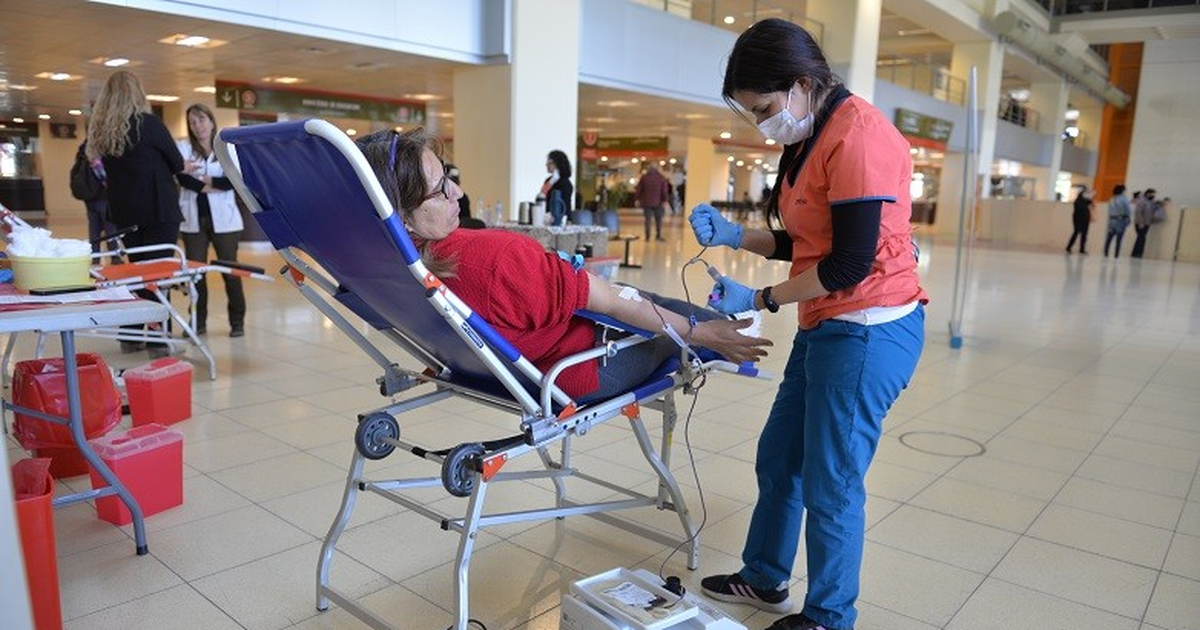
left=617, top=286, right=644, bottom=302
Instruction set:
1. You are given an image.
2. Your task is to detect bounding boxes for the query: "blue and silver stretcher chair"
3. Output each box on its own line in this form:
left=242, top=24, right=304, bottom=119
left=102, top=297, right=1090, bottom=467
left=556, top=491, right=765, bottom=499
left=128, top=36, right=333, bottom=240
left=215, top=119, right=768, bottom=630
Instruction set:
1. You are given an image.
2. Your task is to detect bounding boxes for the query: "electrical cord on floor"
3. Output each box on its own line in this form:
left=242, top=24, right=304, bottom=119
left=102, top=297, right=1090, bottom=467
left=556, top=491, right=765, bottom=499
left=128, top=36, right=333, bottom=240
left=444, top=619, right=488, bottom=630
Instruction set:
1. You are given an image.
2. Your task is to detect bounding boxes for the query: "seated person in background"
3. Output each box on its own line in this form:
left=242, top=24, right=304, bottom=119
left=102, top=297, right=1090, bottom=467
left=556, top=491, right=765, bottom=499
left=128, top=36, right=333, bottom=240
left=358, top=129, right=771, bottom=403
left=445, top=163, right=483, bottom=229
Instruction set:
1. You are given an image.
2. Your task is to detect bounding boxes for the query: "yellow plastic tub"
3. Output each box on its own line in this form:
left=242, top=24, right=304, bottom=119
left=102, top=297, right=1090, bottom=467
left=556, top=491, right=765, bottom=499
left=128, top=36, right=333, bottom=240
left=10, top=255, right=92, bottom=291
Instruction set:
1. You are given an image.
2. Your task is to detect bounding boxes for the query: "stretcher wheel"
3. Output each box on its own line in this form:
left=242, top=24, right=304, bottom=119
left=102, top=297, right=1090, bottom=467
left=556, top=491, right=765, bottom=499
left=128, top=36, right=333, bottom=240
left=441, top=443, right=485, bottom=497
left=355, top=413, right=399, bottom=460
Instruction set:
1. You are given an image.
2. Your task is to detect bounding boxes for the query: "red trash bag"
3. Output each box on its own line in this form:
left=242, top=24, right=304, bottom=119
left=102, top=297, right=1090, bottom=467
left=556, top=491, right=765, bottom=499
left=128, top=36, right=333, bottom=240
left=13, top=458, right=63, bottom=630
left=12, top=353, right=122, bottom=450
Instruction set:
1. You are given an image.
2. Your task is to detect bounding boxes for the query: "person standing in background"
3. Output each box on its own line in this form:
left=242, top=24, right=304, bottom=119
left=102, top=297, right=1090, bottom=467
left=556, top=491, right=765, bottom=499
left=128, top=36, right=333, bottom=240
left=1065, top=186, right=1094, bottom=255
left=538, top=150, right=574, bottom=225
left=176, top=103, right=246, bottom=338
left=73, top=140, right=120, bottom=260
left=87, top=70, right=185, bottom=356
left=1130, top=187, right=1157, bottom=259
left=635, top=162, right=670, bottom=241
left=1103, top=184, right=1132, bottom=259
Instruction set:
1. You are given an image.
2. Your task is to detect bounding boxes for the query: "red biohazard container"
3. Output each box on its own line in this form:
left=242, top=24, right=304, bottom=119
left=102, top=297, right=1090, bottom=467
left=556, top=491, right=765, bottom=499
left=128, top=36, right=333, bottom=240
left=124, top=358, right=192, bottom=426
left=13, top=458, right=63, bottom=630
left=87, top=424, right=183, bottom=525
left=32, top=445, right=91, bottom=479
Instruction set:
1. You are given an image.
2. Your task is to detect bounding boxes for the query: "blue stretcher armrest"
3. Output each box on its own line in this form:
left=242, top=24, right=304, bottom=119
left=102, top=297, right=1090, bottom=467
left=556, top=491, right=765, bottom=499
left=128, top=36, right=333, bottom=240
left=574, top=309, right=656, bottom=338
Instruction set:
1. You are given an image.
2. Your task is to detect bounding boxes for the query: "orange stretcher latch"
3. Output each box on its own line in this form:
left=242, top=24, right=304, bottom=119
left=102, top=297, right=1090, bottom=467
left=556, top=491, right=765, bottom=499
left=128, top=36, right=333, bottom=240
left=423, top=273, right=443, bottom=290
left=286, top=265, right=305, bottom=284
left=621, top=402, right=640, bottom=420
left=481, top=453, right=507, bottom=481
left=556, top=403, right=577, bottom=422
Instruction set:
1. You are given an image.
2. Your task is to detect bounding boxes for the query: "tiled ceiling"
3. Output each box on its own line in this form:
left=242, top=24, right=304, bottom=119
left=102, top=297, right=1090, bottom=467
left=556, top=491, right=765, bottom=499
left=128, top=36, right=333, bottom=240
left=0, top=0, right=771, bottom=157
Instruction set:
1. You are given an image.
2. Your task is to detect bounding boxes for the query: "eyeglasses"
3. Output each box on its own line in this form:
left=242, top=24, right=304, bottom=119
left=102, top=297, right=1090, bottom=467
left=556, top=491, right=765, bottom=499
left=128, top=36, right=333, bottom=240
left=421, top=164, right=450, bottom=202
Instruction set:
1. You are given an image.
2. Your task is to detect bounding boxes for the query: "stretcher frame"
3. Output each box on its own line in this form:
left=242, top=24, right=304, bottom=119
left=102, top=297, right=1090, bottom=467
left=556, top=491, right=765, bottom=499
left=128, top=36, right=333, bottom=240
left=216, top=120, right=767, bottom=630
left=0, top=207, right=270, bottom=381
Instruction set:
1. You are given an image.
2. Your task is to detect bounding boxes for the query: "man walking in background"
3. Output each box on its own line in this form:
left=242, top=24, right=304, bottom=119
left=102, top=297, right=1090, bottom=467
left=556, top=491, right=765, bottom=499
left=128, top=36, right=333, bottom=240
left=635, top=162, right=670, bottom=242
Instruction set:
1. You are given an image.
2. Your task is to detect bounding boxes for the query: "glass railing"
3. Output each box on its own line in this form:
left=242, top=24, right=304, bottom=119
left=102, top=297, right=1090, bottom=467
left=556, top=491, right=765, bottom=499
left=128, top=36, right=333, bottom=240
left=1034, top=0, right=1199, bottom=15
left=876, top=55, right=966, bottom=105
left=634, top=0, right=825, bottom=45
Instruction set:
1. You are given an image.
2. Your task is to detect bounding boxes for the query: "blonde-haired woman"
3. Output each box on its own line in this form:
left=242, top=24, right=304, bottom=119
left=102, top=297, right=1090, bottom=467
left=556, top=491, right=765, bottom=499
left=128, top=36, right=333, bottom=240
left=87, top=70, right=185, bottom=355
left=176, top=103, right=246, bottom=337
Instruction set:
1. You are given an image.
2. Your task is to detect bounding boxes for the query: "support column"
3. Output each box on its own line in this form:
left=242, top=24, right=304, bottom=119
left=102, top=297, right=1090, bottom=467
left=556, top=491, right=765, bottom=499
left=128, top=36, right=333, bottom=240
left=950, top=41, right=1003, bottom=198
left=1028, top=78, right=1070, bottom=200
left=806, top=0, right=882, bottom=101
left=683, top=135, right=719, bottom=213
left=453, top=0, right=579, bottom=220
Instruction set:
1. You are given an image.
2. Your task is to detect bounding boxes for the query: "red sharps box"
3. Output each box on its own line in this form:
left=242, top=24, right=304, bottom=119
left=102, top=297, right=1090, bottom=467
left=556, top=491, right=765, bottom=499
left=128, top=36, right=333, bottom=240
left=88, top=424, right=184, bottom=525
left=124, top=358, right=193, bottom=426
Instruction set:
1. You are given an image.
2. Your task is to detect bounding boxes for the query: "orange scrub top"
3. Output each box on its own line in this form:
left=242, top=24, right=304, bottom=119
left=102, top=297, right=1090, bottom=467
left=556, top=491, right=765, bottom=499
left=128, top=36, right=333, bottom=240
left=779, top=95, right=929, bottom=329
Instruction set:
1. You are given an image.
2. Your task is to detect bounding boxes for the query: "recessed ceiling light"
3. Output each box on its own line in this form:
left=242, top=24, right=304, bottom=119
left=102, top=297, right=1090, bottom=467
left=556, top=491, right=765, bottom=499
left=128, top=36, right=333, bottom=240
left=723, top=16, right=735, bottom=25
left=38, top=114, right=50, bottom=120
left=668, top=158, right=677, bottom=164
left=719, top=131, right=732, bottom=139
left=194, top=86, right=216, bottom=94
left=146, top=94, right=180, bottom=102
left=678, top=113, right=709, bottom=120
left=433, top=111, right=454, bottom=118
left=726, top=155, right=735, bottom=162
left=159, top=34, right=226, bottom=48
left=754, top=158, right=762, bottom=164
left=631, top=157, right=640, bottom=164
left=69, top=109, right=82, bottom=116
left=88, top=57, right=134, bottom=67
left=736, top=160, right=745, bottom=166
left=897, top=28, right=931, bottom=37
left=600, top=156, right=608, bottom=162
left=13, top=117, right=25, bottom=123
left=596, top=100, right=637, bottom=108
left=346, top=128, right=357, bottom=136
left=262, top=76, right=303, bottom=84
left=401, top=93, right=442, bottom=101
left=7, top=84, right=37, bottom=91
left=35, top=72, right=80, bottom=81
left=764, top=138, right=777, bottom=145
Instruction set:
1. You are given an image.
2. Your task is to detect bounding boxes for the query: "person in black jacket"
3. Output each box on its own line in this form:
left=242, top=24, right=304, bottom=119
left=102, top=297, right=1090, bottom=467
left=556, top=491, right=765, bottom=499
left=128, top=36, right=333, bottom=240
left=86, top=70, right=186, bottom=355
left=538, top=149, right=574, bottom=225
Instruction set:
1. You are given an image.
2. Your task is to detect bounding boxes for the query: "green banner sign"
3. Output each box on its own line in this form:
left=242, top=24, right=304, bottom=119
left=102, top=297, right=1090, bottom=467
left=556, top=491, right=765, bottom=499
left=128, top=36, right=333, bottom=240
left=214, top=80, right=426, bottom=124
left=594, top=136, right=669, bottom=156
left=893, top=108, right=953, bottom=149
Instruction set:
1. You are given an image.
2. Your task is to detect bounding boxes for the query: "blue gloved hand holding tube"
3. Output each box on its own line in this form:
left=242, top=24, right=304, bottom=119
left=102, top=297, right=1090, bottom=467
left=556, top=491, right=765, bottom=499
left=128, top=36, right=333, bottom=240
left=689, top=203, right=743, bottom=249
left=708, top=274, right=756, bottom=314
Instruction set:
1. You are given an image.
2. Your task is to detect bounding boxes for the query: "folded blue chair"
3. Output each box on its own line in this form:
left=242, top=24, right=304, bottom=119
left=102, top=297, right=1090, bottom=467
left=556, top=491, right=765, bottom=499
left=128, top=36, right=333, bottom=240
left=216, top=119, right=767, bottom=630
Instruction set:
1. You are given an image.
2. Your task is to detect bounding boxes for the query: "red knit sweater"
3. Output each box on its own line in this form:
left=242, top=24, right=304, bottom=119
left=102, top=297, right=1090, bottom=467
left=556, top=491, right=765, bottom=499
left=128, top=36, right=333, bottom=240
left=431, top=229, right=598, bottom=397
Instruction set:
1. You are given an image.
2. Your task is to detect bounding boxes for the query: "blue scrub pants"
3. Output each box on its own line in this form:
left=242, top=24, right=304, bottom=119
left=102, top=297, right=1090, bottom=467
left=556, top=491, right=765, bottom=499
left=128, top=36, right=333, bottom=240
left=739, top=305, right=924, bottom=630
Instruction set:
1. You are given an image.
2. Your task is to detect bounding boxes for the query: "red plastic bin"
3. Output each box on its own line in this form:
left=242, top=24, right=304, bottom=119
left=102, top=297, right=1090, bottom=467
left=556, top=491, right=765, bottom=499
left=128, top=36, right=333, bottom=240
left=124, top=358, right=193, bottom=426
left=13, top=458, right=63, bottom=630
left=87, top=424, right=184, bottom=525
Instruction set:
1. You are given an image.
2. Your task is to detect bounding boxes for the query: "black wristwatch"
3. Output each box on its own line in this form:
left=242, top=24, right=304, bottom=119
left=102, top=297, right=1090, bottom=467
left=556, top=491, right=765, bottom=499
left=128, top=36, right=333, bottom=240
left=760, top=285, right=780, bottom=313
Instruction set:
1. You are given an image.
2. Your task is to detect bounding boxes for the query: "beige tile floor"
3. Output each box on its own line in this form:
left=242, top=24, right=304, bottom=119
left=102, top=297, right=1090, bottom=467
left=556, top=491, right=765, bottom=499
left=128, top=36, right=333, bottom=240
left=5, top=211, right=1200, bottom=630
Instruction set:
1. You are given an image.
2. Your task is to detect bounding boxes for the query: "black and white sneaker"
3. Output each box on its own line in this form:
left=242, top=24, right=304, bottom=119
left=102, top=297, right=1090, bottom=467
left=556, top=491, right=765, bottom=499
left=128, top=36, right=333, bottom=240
left=700, top=573, right=791, bottom=613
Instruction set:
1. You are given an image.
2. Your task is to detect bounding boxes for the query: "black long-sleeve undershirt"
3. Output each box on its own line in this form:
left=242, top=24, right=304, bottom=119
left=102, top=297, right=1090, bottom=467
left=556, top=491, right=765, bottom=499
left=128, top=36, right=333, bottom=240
left=765, top=199, right=883, bottom=292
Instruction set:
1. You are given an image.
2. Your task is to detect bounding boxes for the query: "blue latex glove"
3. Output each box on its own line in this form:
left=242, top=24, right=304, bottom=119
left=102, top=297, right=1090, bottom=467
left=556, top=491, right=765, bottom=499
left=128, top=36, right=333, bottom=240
left=689, top=203, right=743, bottom=249
left=555, top=250, right=585, bottom=272
left=708, top=275, right=755, bottom=314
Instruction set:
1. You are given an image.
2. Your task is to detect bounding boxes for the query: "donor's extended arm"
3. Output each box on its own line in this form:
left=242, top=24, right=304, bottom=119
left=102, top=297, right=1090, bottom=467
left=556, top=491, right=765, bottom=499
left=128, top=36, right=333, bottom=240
left=583, top=273, right=772, bottom=364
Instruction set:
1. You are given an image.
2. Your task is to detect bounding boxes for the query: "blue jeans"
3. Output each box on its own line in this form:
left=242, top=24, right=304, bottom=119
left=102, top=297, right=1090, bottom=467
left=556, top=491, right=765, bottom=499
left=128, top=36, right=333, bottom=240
left=740, top=305, right=924, bottom=630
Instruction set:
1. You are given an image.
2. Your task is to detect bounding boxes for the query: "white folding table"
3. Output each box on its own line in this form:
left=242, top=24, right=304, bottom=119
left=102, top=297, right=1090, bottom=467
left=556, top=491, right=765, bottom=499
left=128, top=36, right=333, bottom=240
left=1, top=299, right=170, bottom=555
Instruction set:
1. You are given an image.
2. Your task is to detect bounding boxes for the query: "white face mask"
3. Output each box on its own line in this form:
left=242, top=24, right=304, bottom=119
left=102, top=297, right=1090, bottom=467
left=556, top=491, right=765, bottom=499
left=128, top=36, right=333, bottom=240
left=757, top=88, right=814, bottom=145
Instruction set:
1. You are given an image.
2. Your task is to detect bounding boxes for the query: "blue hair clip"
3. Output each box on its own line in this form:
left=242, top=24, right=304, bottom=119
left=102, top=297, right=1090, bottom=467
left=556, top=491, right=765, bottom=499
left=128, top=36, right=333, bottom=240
left=387, top=132, right=399, bottom=170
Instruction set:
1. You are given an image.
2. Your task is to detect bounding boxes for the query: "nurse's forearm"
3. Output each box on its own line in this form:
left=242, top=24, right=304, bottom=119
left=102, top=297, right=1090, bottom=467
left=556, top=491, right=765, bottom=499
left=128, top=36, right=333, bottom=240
left=755, top=266, right=829, bottom=310
left=739, top=227, right=779, bottom=257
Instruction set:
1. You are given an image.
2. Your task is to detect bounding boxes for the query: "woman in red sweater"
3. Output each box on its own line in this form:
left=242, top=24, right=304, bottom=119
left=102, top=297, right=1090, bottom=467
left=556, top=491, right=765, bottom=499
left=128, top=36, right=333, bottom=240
left=358, top=129, right=770, bottom=402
